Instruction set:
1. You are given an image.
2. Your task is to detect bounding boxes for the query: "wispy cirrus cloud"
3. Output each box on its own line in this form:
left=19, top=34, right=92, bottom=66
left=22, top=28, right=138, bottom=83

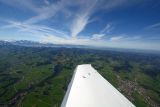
left=92, top=34, right=105, bottom=40
left=1, top=20, right=69, bottom=40
left=69, top=0, right=142, bottom=38
left=44, top=0, right=50, bottom=5
left=70, top=0, right=98, bottom=38
left=100, top=23, right=114, bottom=34
left=70, top=15, right=90, bottom=38
left=0, top=0, right=67, bottom=24
left=0, top=0, right=142, bottom=38
left=145, top=22, right=160, bottom=30
left=0, top=0, right=40, bottom=13
left=91, top=23, right=113, bottom=40
left=24, top=1, right=66, bottom=24
left=69, top=0, right=130, bottom=38
left=1, top=0, right=158, bottom=50
left=109, top=36, right=123, bottom=41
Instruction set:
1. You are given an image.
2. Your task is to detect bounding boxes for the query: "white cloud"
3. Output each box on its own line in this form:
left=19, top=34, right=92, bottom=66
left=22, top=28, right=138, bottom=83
left=71, top=15, right=90, bottom=38
left=109, top=36, right=123, bottom=41
left=0, top=0, right=141, bottom=38
left=70, top=0, right=97, bottom=38
left=109, top=35, right=142, bottom=42
left=44, top=0, right=50, bottom=5
left=92, top=34, right=105, bottom=40
left=25, top=0, right=66, bottom=24
left=42, top=35, right=92, bottom=45
left=69, top=0, right=136, bottom=38
left=0, top=0, right=67, bottom=24
left=145, top=22, right=160, bottom=29
left=1, top=0, right=158, bottom=50
left=2, top=20, right=69, bottom=40
left=42, top=34, right=160, bottom=51
left=91, top=23, right=114, bottom=40
left=100, top=23, right=114, bottom=34
left=0, top=0, right=40, bottom=13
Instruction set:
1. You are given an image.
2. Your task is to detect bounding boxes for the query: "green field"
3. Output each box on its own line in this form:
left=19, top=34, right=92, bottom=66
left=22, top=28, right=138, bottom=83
left=0, top=45, right=160, bottom=107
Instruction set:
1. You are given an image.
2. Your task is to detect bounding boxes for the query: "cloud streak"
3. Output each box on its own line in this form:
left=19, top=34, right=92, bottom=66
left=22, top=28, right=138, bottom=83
left=0, top=0, right=141, bottom=38
left=2, top=20, right=69, bottom=40
left=109, top=36, right=123, bottom=41
left=145, top=22, right=160, bottom=30
left=70, top=0, right=98, bottom=38
left=1, top=0, right=159, bottom=50
left=100, top=23, right=114, bottom=34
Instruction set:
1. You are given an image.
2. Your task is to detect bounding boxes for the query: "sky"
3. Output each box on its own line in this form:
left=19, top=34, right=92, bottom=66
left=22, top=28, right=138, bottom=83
left=0, top=0, right=160, bottom=50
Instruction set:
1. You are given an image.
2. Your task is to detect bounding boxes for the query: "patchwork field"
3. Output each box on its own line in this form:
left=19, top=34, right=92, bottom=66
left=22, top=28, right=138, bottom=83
left=0, top=45, right=160, bottom=107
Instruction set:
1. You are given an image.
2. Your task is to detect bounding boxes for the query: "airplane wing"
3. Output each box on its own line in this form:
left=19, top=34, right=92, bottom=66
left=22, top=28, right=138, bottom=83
left=61, top=64, right=135, bottom=107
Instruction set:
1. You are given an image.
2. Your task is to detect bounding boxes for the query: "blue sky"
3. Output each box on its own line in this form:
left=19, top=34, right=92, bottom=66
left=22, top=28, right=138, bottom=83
left=0, top=0, right=160, bottom=50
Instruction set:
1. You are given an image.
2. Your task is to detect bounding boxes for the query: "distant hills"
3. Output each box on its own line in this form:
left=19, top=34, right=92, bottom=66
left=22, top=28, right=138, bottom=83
left=0, top=40, right=88, bottom=48
left=0, top=40, right=160, bottom=54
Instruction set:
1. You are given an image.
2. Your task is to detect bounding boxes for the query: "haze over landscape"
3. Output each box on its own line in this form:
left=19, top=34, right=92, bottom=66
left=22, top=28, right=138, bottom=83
left=0, top=0, right=160, bottom=50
